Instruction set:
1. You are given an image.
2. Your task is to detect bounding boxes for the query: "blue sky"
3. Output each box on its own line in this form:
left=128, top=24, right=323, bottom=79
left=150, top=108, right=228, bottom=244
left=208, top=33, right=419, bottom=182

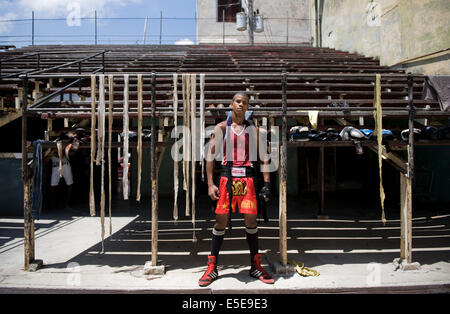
left=0, top=0, right=198, bottom=47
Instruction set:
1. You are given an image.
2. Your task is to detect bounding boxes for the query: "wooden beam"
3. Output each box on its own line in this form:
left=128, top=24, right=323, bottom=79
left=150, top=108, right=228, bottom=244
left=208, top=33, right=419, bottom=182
left=333, top=117, right=408, bottom=174
left=400, top=172, right=412, bottom=263
left=367, top=144, right=407, bottom=174
left=279, top=72, right=288, bottom=266
left=21, top=75, right=34, bottom=271
left=150, top=72, right=158, bottom=267
left=0, top=109, right=23, bottom=127
left=318, top=146, right=325, bottom=216
left=394, top=73, right=421, bottom=271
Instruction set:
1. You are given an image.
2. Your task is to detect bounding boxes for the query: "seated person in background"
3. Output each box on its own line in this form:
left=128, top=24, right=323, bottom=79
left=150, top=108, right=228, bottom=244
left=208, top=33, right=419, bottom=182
left=49, top=152, right=73, bottom=209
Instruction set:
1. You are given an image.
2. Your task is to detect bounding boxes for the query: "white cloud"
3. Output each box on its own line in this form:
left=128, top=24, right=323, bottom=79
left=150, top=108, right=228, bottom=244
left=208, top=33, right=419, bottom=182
left=0, top=12, right=18, bottom=34
left=16, top=0, right=130, bottom=18
left=0, top=0, right=138, bottom=34
left=174, top=38, right=194, bottom=45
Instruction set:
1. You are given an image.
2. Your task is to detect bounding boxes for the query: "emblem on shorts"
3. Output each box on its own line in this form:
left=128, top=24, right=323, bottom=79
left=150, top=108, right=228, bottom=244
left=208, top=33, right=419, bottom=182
left=231, top=180, right=247, bottom=196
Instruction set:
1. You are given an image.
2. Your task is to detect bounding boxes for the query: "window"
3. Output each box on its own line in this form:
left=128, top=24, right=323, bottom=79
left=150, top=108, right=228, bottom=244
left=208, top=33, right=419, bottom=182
left=217, top=0, right=242, bottom=22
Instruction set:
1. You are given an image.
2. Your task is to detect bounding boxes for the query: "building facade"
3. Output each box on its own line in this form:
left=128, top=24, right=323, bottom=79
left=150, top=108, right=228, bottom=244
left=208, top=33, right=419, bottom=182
left=320, top=0, right=449, bottom=75
left=196, top=0, right=314, bottom=45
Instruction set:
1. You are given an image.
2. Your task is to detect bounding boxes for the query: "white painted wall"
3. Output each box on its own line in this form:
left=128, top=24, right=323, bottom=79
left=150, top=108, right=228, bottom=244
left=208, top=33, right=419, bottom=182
left=320, top=0, right=450, bottom=75
left=196, top=0, right=313, bottom=45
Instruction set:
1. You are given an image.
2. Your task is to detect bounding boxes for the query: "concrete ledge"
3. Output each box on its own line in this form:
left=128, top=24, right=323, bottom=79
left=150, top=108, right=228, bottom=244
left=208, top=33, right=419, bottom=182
left=143, top=261, right=165, bottom=275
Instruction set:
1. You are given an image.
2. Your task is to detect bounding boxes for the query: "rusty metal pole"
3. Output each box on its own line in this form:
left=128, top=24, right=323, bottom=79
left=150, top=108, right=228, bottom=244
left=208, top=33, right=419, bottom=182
left=31, top=11, right=34, bottom=46
left=223, top=9, right=226, bottom=45
left=279, top=72, right=288, bottom=266
left=102, top=51, right=105, bottom=74
left=248, top=0, right=254, bottom=46
left=94, top=10, right=97, bottom=45
left=159, top=11, right=163, bottom=45
left=151, top=72, right=158, bottom=266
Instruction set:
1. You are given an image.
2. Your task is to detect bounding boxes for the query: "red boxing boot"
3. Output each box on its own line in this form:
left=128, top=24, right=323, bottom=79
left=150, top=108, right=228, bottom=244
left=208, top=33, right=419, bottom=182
left=250, top=254, right=275, bottom=284
left=198, top=255, right=218, bottom=287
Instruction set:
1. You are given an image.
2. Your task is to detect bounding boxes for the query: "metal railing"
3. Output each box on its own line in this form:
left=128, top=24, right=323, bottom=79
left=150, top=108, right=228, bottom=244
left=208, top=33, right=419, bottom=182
left=22, top=71, right=442, bottom=117
left=0, top=12, right=315, bottom=47
left=0, top=50, right=106, bottom=80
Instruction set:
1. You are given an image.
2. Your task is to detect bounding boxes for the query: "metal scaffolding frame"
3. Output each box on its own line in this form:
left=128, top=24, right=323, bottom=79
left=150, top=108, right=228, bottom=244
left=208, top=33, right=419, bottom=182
left=1, top=44, right=448, bottom=272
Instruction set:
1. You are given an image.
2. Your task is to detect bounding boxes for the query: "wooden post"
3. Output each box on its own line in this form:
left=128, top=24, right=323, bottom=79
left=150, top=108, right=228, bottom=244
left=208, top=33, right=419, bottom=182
left=396, top=73, right=420, bottom=270
left=279, top=72, right=288, bottom=266
left=318, top=146, right=325, bottom=216
left=151, top=72, right=158, bottom=266
left=400, top=172, right=412, bottom=262
left=248, top=0, right=254, bottom=46
left=404, top=73, right=414, bottom=264
left=21, top=74, right=34, bottom=270
left=407, top=73, right=415, bottom=200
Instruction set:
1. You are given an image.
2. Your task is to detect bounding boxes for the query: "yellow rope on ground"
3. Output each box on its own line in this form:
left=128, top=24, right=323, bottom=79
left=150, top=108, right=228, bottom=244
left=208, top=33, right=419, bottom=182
left=288, top=260, right=320, bottom=277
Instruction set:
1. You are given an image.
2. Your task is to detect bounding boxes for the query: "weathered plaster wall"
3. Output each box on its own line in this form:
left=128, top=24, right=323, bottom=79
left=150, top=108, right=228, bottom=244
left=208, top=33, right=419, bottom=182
left=321, top=0, right=450, bottom=75
left=196, top=0, right=312, bottom=44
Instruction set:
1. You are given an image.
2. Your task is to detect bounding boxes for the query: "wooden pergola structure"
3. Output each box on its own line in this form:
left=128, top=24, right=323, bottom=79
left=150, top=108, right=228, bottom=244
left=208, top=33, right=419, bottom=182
left=0, top=44, right=449, bottom=271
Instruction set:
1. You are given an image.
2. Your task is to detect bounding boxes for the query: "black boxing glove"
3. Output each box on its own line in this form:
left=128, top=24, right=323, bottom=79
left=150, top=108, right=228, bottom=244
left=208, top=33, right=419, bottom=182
left=259, top=182, right=271, bottom=201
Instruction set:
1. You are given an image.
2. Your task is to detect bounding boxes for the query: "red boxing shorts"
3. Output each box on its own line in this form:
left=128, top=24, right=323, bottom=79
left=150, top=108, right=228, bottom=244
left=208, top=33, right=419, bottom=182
left=215, top=176, right=258, bottom=215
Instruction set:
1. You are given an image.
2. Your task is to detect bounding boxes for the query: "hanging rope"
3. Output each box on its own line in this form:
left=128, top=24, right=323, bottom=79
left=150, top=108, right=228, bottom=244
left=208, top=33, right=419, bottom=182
left=190, top=73, right=197, bottom=242
left=137, top=74, right=143, bottom=202
left=373, top=73, right=386, bottom=224
left=56, top=140, right=63, bottom=178
left=98, top=74, right=106, bottom=253
left=96, top=75, right=105, bottom=167
left=182, top=73, right=191, bottom=217
left=199, top=73, right=205, bottom=182
left=107, top=74, right=114, bottom=235
left=173, top=73, right=179, bottom=222
left=122, top=74, right=130, bottom=200
left=89, top=75, right=96, bottom=217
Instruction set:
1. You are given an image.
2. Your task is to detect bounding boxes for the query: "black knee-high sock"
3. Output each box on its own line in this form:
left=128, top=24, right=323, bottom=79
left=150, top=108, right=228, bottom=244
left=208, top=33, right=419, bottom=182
left=245, top=227, right=259, bottom=264
left=211, top=228, right=225, bottom=263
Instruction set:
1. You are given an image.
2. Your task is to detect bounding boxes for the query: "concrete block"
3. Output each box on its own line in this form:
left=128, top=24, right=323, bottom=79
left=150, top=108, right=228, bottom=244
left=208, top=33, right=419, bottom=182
left=400, top=262, right=421, bottom=271
left=393, top=258, right=421, bottom=271
left=28, top=259, right=43, bottom=272
left=270, top=261, right=297, bottom=275
left=143, top=261, right=165, bottom=275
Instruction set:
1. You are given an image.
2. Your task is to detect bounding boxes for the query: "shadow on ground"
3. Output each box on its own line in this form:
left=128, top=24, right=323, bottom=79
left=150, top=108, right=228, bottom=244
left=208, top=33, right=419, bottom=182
left=36, top=192, right=450, bottom=273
